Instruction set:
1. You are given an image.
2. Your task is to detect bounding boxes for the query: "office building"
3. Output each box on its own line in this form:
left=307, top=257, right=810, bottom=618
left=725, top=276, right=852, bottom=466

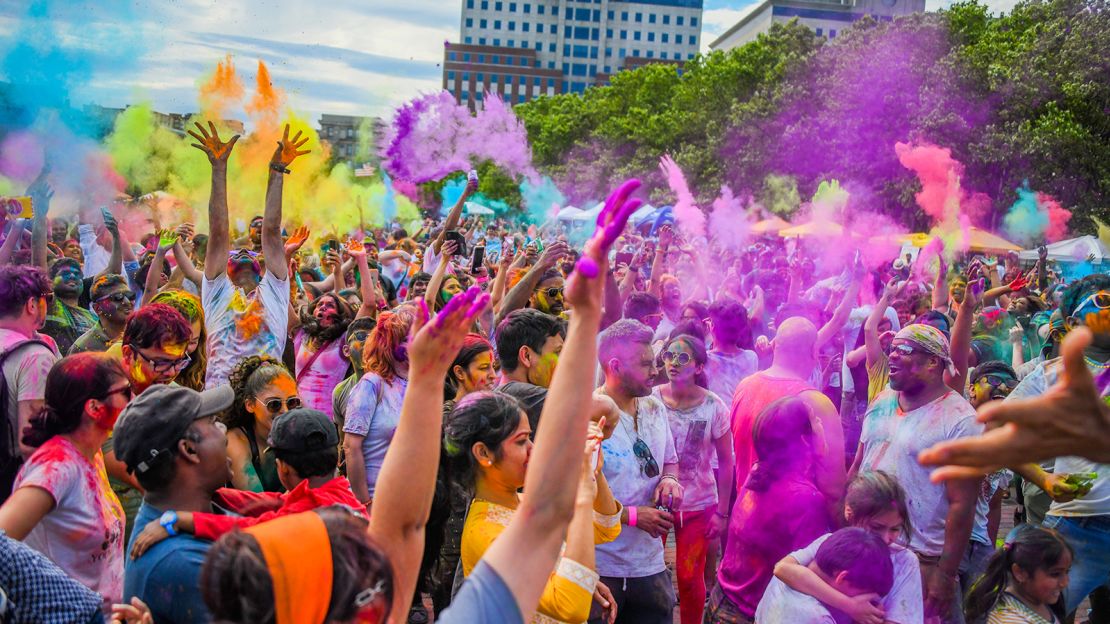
left=709, top=0, right=924, bottom=50
left=444, top=0, right=704, bottom=108
left=317, top=114, right=378, bottom=163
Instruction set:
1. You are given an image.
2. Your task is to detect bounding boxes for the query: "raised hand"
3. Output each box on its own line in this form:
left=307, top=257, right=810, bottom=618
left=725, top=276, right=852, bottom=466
left=188, top=121, right=240, bottom=164
left=157, top=229, right=178, bottom=252
left=1008, top=272, right=1031, bottom=292
left=271, top=124, right=311, bottom=169
left=346, top=238, right=366, bottom=259
left=27, top=172, right=53, bottom=217
left=101, top=208, right=120, bottom=238
left=284, top=226, right=310, bottom=257
left=1008, top=323, right=1024, bottom=345
left=409, top=286, right=492, bottom=379
left=175, top=222, right=195, bottom=242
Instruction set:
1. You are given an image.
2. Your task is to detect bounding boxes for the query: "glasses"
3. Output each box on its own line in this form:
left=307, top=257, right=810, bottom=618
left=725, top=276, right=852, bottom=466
left=135, top=350, right=191, bottom=373
left=976, top=374, right=1018, bottom=392
left=263, top=396, right=302, bottom=414
left=100, top=384, right=133, bottom=401
left=227, top=249, right=260, bottom=259
left=1074, top=291, right=1110, bottom=315
left=632, top=437, right=659, bottom=478
left=538, top=287, right=564, bottom=299
left=892, top=344, right=924, bottom=357
left=661, top=351, right=692, bottom=366
left=96, top=292, right=136, bottom=305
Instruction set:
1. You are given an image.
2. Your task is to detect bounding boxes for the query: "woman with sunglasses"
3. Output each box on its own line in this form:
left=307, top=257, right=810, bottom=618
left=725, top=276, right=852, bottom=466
left=225, top=355, right=300, bottom=492
left=0, top=352, right=130, bottom=613
left=651, top=334, right=733, bottom=624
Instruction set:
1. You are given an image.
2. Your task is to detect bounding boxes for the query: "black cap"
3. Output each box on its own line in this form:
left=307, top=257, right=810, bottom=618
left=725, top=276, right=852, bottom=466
left=268, top=408, right=338, bottom=454
left=114, top=384, right=234, bottom=475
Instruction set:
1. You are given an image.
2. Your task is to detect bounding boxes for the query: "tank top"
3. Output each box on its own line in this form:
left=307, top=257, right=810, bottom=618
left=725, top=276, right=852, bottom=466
left=729, top=373, right=816, bottom=488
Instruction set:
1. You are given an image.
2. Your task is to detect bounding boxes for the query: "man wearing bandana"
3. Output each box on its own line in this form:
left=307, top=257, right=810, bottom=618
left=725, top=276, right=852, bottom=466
left=191, top=122, right=310, bottom=386
left=850, top=323, right=982, bottom=624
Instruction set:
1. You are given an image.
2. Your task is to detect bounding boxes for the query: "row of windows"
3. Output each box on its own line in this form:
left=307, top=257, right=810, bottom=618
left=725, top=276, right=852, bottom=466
left=460, top=91, right=536, bottom=104
left=814, top=27, right=839, bottom=37
left=449, top=72, right=560, bottom=89
left=466, top=0, right=545, bottom=14
left=448, top=51, right=539, bottom=67
left=321, top=126, right=356, bottom=139
left=463, top=0, right=700, bottom=29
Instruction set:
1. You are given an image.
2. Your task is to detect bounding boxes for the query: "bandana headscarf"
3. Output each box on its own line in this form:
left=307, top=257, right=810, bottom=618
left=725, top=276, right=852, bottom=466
left=895, top=323, right=957, bottom=376
left=245, top=511, right=333, bottom=624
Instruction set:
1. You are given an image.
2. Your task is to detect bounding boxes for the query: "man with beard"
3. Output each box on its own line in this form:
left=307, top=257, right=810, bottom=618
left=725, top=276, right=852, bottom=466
left=193, top=122, right=306, bottom=386
left=70, top=274, right=134, bottom=354
left=590, top=319, right=683, bottom=624
left=493, top=240, right=571, bottom=326
left=529, top=269, right=566, bottom=318
left=39, top=257, right=97, bottom=355
left=850, top=324, right=981, bottom=624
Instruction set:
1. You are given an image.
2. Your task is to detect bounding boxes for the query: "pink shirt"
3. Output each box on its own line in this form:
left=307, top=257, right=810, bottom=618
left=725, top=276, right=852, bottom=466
left=293, top=330, right=349, bottom=419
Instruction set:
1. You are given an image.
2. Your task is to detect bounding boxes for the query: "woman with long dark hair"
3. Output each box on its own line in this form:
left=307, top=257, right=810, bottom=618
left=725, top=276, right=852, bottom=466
left=706, top=396, right=832, bottom=624
left=0, top=352, right=129, bottom=611
left=226, top=356, right=299, bottom=492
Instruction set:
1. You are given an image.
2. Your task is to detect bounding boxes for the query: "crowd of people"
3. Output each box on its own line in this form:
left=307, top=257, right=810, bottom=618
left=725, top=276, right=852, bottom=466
left=0, top=120, right=1107, bottom=624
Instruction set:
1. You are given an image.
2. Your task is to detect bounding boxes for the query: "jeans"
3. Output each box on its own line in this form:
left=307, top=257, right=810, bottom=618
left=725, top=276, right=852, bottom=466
left=1043, top=514, right=1110, bottom=614
left=589, top=571, right=675, bottom=624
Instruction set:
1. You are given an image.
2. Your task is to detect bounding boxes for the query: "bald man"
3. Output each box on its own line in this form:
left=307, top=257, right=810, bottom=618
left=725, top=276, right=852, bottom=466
left=729, top=317, right=845, bottom=503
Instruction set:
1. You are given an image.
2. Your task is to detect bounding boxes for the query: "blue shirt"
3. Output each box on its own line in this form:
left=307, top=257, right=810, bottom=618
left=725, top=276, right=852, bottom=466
left=124, top=502, right=216, bottom=624
left=437, top=560, right=522, bottom=624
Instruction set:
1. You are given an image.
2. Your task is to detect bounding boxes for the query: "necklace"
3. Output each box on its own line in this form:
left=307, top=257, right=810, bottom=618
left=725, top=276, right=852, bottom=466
left=1084, top=355, right=1110, bottom=371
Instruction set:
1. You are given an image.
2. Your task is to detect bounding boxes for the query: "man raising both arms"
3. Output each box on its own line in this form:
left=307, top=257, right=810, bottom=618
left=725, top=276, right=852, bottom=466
left=192, top=122, right=309, bottom=386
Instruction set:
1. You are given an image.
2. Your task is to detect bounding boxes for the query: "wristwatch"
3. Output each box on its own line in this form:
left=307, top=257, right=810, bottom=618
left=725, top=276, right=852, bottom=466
left=159, top=510, right=179, bottom=537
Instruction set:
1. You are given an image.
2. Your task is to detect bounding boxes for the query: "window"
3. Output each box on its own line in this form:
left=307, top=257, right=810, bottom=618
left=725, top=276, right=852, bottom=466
left=647, top=32, right=655, bottom=42
left=462, top=72, right=470, bottom=80
left=508, top=21, right=516, bottom=30
left=447, top=71, right=456, bottom=79
left=830, top=29, right=837, bottom=37
left=691, top=17, right=698, bottom=27
left=593, top=9, right=600, bottom=20
left=548, top=43, right=556, bottom=52
left=509, top=2, right=516, bottom=10
left=562, top=62, right=569, bottom=73
left=607, top=10, right=614, bottom=19
left=477, top=72, right=484, bottom=81
left=493, top=38, right=501, bottom=45
left=590, top=46, right=598, bottom=58
left=675, top=34, right=683, bottom=44
left=565, top=7, right=572, bottom=18
left=815, top=27, right=823, bottom=35
left=649, top=14, right=656, bottom=23
left=575, top=8, right=590, bottom=20
left=633, top=31, right=641, bottom=40
left=479, top=37, right=487, bottom=44
left=481, top=0, right=488, bottom=7
left=519, top=94, right=526, bottom=103
left=606, top=28, right=612, bottom=37
left=604, top=65, right=610, bottom=72
left=620, top=30, right=627, bottom=39
left=492, top=54, right=500, bottom=63
left=467, top=0, right=474, bottom=7
left=524, top=3, right=530, bottom=13
left=573, top=44, right=588, bottom=57
left=677, top=15, right=684, bottom=25
left=505, top=56, right=513, bottom=65
left=563, top=44, right=571, bottom=56
left=646, top=50, right=654, bottom=58
left=538, top=4, right=544, bottom=14
left=476, top=91, right=483, bottom=101
left=449, top=52, right=457, bottom=60
left=495, top=1, right=502, bottom=9
left=635, top=12, right=642, bottom=22
left=619, top=47, right=626, bottom=56
left=564, top=25, right=571, bottom=36
left=535, top=41, right=542, bottom=51
left=536, top=23, right=543, bottom=33
left=480, top=18, right=488, bottom=27
left=463, top=53, right=471, bottom=61
left=663, top=14, right=670, bottom=25
left=605, top=47, right=612, bottom=56
left=591, top=28, right=599, bottom=40
left=574, top=26, right=589, bottom=38
left=662, top=33, right=668, bottom=43
left=494, top=20, right=501, bottom=28
left=522, top=22, right=529, bottom=31
left=632, top=49, right=639, bottom=57
left=466, top=18, right=473, bottom=27
left=507, top=39, right=515, bottom=46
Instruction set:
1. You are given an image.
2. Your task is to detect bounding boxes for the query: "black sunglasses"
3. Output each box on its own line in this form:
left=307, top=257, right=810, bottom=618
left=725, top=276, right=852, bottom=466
left=538, top=287, right=564, bottom=299
left=264, top=396, right=302, bottom=414
left=632, top=437, right=659, bottom=478
left=97, top=292, right=136, bottom=305
left=977, top=374, right=1018, bottom=391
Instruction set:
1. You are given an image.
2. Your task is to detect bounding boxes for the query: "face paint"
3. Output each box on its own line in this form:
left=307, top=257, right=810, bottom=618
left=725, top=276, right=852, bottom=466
left=1085, top=309, right=1110, bottom=335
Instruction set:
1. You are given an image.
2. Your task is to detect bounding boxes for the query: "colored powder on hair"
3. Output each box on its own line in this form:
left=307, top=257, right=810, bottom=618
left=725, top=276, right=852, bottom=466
left=659, top=154, right=705, bottom=240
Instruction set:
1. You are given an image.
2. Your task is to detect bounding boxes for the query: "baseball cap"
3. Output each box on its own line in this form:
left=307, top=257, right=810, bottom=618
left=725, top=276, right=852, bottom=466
left=268, top=408, right=338, bottom=454
left=114, top=384, right=234, bottom=475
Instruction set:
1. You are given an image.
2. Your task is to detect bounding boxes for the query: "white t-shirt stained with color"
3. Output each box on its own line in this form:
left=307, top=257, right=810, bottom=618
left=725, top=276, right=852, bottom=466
left=755, top=577, right=837, bottom=623
left=651, top=387, right=730, bottom=512
left=596, top=395, right=678, bottom=578
left=201, top=271, right=290, bottom=387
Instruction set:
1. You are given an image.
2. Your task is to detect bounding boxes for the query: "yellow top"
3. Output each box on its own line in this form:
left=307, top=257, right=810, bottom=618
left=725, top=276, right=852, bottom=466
left=461, top=498, right=622, bottom=624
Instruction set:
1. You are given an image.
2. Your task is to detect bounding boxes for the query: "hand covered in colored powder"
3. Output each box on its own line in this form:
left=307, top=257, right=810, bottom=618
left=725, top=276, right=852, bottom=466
left=271, top=124, right=311, bottom=168
left=283, top=226, right=310, bottom=257
left=346, top=238, right=366, bottom=259
left=188, top=121, right=240, bottom=164
left=157, top=229, right=178, bottom=252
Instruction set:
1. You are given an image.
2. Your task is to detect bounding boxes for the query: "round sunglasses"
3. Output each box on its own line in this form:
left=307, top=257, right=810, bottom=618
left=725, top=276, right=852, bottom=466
left=262, top=396, right=302, bottom=414
left=661, top=351, right=693, bottom=366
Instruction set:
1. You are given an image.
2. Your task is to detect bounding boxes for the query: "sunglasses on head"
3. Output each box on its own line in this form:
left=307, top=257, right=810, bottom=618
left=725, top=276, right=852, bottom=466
left=263, top=396, right=302, bottom=414
left=632, top=437, right=659, bottom=478
left=661, top=351, right=692, bottom=366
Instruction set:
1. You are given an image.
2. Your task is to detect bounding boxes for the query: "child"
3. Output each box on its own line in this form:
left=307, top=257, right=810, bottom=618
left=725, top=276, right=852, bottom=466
left=964, top=525, right=1072, bottom=624
left=127, top=408, right=362, bottom=557
left=756, top=527, right=894, bottom=623
left=773, top=471, right=924, bottom=624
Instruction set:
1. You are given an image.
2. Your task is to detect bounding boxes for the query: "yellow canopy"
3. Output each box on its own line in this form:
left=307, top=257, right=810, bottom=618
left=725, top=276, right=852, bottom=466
left=890, top=228, right=1022, bottom=252
left=750, top=215, right=791, bottom=234
left=778, top=220, right=844, bottom=238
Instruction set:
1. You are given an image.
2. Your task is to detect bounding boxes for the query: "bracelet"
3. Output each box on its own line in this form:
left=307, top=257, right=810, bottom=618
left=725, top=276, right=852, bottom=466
left=270, top=162, right=291, bottom=174
left=628, top=506, right=638, bottom=527
left=660, top=473, right=680, bottom=485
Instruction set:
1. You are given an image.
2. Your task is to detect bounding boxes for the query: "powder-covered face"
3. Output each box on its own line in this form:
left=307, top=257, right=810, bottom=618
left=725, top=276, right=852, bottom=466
left=457, top=350, right=497, bottom=395
left=531, top=276, right=565, bottom=315
left=94, top=284, right=135, bottom=324
left=127, top=340, right=189, bottom=389
left=663, top=339, right=700, bottom=384
left=52, top=264, right=83, bottom=297
left=314, top=296, right=341, bottom=328
left=887, top=339, right=940, bottom=393
left=526, top=333, right=563, bottom=388
left=441, top=277, right=463, bottom=303
left=949, top=278, right=967, bottom=304
left=247, top=374, right=299, bottom=424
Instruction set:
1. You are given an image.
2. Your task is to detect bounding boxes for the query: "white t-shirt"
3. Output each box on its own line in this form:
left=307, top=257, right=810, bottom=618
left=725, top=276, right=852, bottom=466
left=15, top=436, right=125, bottom=608
left=596, top=395, right=678, bottom=578
left=0, top=329, right=58, bottom=438
left=755, top=576, right=837, bottom=623
left=1008, top=358, right=1110, bottom=517
left=788, top=533, right=924, bottom=624
left=343, top=372, right=408, bottom=499
left=972, top=470, right=1013, bottom=546
left=859, top=389, right=982, bottom=556
left=650, top=387, right=730, bottom=512
left=201, top=271, right=290, bottom=386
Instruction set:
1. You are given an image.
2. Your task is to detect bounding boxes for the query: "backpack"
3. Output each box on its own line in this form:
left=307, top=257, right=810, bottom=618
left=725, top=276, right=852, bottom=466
left=0, top=339, right=53, bottom=470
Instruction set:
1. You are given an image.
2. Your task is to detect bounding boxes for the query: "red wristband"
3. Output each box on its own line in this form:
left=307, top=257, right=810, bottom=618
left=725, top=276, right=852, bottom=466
left=628, top=506, right=638, bottom=527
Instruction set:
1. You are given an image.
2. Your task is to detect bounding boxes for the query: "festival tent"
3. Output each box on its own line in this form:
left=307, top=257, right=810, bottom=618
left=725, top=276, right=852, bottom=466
left=629, top=203, right=658, bottom=227
left=464, top=202, right=495, bottom=216
left=1018, top=235, right=1110, bottom=264
left=555, top=206, right=583, bottom=221
left=570, top=201, right=605, bottom=222
left=750, top=215, right=790, bottom=234
left=778, top=220, right=844, bottom=238
left=965, top=227, right=1023, bottom=253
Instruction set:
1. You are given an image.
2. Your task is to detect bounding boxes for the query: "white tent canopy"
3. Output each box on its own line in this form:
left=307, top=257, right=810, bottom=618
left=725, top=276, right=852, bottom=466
left=555, top=206, right=583, bottom=220
left=1019, top=235, right=1110, bottom=263
left=464, top=202, right=495, bottom=216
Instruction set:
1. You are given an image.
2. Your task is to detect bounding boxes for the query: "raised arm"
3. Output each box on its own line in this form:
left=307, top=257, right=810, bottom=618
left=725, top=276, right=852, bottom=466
left=865, top=280, right=897, bottom=368
left=100, top=208, right=123, bottom=277
left=368, top=288, right=490, bottom=624
left=648, top=225, right=673, bottom=297
left=433, top=176, right=477, bottom=255
left=0, top=220, right=25, bottom=266
left=262, top=125, right=309, bottom=282
left=493, top=240, right=569, bottom=326
left=142, top=231, right=176, bottom=306
left=425, top=240, right=457, bottom=312
left=479, top=180, right=641, bottom=617
left=28, top=173, right=52, bottom=270
left=188, top=122, right=239, bottom=280
left=945, top=277, right=980, bottom=394
left=171, top=236, right=203, bottom=287
left=489, top=249, right=518, bottom=311
left=347, top=240, right=378, bottom=319
left=816, top=264, right=863, bottom=348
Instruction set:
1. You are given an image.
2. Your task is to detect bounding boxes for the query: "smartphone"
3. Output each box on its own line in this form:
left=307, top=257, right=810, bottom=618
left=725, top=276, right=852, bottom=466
left=326, top=238, right=340, bottom=254
left=444, top=230, right=467, bottom=257
left=4, top=196, right=32, bottom=219
left=471, top=245, right=485, bottom=273
left=615, top=251, right=634, bottom=266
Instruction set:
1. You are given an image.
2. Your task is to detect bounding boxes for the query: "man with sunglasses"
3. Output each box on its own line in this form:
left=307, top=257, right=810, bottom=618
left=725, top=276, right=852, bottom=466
left=849, top=323, right=981, bottom=624
left=70, top=274, right=134, bottom=355
left=39, top=257, right=97, bottom=356
left=1000, top=274, right=1110, bottom=620
left=592, top=319, right=682, bottom=624
left=0, top=266, right=60, bottom=502
left=194, top=122, right=306, bottom=386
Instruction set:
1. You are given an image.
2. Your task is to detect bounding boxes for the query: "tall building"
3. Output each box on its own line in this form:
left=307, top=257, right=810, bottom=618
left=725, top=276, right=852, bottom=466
left=317, top=114, right=378, bottom=164
left=444, top=0, right=704, bottom=108
left=709, top=0, right=923, bottom=51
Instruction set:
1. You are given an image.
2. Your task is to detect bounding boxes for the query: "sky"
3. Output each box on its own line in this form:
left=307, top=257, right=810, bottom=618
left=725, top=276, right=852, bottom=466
left=0, top=0, right=1013, bottom=127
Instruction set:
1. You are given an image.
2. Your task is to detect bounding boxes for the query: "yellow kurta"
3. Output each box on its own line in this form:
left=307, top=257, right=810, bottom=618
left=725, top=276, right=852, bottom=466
left=461, top=498, right=622, bottom=624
